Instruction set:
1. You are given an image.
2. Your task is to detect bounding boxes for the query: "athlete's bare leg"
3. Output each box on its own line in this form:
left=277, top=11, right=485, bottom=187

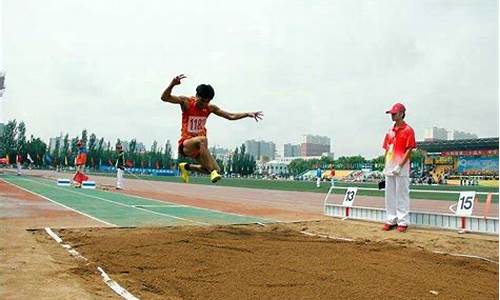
left=182, top=136, right=220, bottom=173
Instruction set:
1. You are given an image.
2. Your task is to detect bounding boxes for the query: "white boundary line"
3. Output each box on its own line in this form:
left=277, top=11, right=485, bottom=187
left=432, top=251, right=498, bottom=265
left=44, top=227, right=88, bottom=261
left=44, top=227, right=139, bottom=300
left=1, top=178, right=116, bottom=227
left=300, top=231, right=355, bottom=242
left=15, top=176, right=210, bottom=226
left=98, top=267, right=140, bottom=300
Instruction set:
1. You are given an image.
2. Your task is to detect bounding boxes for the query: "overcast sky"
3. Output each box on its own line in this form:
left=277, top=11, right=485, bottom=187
left=0, top=0, right=498, bottom=158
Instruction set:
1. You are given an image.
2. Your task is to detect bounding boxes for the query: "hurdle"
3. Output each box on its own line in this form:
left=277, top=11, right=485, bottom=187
left=56, top=178, right=71, bottom=187
left=81, top=181, right=96, bottom=189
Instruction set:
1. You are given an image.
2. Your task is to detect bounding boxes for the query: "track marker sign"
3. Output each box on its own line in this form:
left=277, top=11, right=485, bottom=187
left=455, top=191, right=475, bottom=217
left=341, top=187, right=358, bottom=219
left=342, top=187, right=358, bottom=207
left=455, top=191, right=475, bottom=233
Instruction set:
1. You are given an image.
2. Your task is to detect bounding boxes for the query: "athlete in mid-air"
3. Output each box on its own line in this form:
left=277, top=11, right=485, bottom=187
left=161, top=74, right=263, bottom=183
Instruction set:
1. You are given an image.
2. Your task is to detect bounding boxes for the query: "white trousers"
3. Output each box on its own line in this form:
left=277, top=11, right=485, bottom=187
left=117, top=168, right=124, bottom=189
left=16, top=163, right=22, bottom=175
left=384, top=175, right=410, bottom=226
left=316, top=177, right=321, bottom=187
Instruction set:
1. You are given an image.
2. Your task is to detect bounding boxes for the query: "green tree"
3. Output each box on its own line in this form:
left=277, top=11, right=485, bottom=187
left=81, top=129, right=88, bottom=145
left=129, top=139, right=137, bottom=153
left=70, top=137, right=79, bottom=165
left=164, top=140, right=174, bottom=169
left=335, top=155, right=367, bottom=170
left=26, top=135, right=47, bottom=167
left=0, top=120, right=17, bottom=161
left=62, top=134, right=70, bottom=166
left=371, top=155, right=385, bottom=171
left=88, top=133, right=97, bottom=168
left=52, top=138, right=61, bottom=167
left=16, top=121, right=27, bottom=155
left=96, top=137, right=104, bottom=167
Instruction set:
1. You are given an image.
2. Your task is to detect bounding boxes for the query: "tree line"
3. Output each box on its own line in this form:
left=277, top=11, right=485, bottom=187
left=0, top=120, right=175, bottom=170
left=0, top=120, right=258, bottom=174
left=0, top=119, right=423, bottom=175
left=287, top=152, right=423, bottom=176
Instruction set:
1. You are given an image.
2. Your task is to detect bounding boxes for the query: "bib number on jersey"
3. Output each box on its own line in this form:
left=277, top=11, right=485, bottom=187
left=188, top=117, right=207, bottom=133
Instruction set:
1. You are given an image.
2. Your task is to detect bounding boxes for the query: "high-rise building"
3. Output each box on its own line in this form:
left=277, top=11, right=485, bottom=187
left=211, top=146, right=231, bottom=161
left=244, top=140, right=276, bottom=160
left=448, top=130, right=478, bottom=140
left=424, top=127, right=478, bottom=141
left=300, top=134, right=331, bottom=156
left=283, top=143, right=300, bottom=157
left=424, top=127, right=448, bottom=141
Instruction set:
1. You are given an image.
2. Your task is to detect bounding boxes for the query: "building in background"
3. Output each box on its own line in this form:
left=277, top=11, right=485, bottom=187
left=424, top=127, right=477, bottom=141
left=447, top=130, right=478, bottom=140
left=424, top=127, right=448, bottom=141
left=211, top=146, right=231, bottom=161
left=256, top=160, right=289, bottom=176
left=244, top=140, right=276, bottom=161
left=284, top=143, right=300, bottom=157
left=300, top=134, right=331, bottom=157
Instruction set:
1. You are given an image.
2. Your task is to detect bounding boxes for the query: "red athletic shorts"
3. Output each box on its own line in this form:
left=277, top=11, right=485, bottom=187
left=178, top=138, right=200, bottom=159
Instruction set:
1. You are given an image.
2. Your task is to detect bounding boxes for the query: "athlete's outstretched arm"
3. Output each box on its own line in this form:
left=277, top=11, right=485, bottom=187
left=210, top=105, right=263, bottom=122
left=161, top=74, right=189, bottom=105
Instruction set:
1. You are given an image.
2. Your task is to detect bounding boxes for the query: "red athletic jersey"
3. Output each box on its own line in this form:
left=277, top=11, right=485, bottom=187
left=179, top=97, right=211, bottom=143
left=75, top=149, right=87, bottom=166
left=382, top=121, right=416, bottom=176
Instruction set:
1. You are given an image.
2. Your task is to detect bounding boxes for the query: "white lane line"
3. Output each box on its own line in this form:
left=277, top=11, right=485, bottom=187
left=98, top=267, right=140, bottom=300
left=132, top=204, right=189, bottom=208
left=1, top=178, right=116, bottom=227
left=44, top=227, right=139, bottom=300
left=15, top=176, right=209, bottom=226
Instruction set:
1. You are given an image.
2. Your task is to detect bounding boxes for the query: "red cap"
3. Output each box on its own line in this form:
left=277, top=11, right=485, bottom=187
left=386, top=103, right=406, bottom=114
